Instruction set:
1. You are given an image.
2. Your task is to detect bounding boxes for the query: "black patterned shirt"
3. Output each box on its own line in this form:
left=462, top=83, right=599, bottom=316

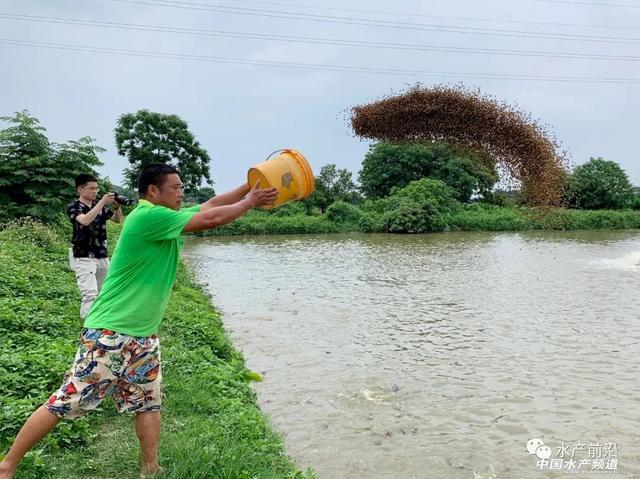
left=67, top=199, right=114, bottom=258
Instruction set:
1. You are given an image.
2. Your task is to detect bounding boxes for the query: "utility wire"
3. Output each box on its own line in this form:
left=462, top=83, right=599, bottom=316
left=3, top=13, right=639, bottom=62
left=164, top=0, right=640, bottom=31
left=532, top=0, right=640, bottom=7
left=1, top=38, right=639, bottom=84
left=111, top=0, right=640, bottom=45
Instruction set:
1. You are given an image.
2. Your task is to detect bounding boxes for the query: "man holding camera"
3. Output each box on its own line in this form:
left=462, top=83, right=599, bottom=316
left=67, top=174, right=124, bottom=318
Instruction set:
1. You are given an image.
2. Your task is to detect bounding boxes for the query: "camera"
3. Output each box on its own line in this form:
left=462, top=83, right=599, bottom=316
left=113, top=193, right=135, bottom=206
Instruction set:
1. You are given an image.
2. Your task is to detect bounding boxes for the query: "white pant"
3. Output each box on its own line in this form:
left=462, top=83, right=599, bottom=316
left=69, top=249, right=110, bottom=319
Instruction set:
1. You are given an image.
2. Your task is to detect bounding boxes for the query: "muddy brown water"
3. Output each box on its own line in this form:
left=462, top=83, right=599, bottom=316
left=182, top=231, right=640, bottom=479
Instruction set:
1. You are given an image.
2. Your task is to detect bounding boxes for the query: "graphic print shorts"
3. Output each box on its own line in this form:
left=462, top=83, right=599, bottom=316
left=44, top=328, right=162, bottom=419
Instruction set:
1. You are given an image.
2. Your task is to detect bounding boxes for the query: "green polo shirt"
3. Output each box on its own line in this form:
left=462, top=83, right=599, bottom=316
left=84, top=199, right=201, bottom=337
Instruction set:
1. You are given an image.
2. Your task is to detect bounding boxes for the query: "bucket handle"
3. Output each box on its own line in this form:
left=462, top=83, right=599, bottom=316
left=264, top=148, right=290, bottom=162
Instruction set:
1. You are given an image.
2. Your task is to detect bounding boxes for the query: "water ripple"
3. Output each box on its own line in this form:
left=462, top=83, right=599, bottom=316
left=183, top=230, right=640, bottom=478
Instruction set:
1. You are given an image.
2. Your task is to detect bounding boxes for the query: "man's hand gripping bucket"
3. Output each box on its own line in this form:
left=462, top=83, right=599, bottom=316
left=247, top=149, right=315, bottom=210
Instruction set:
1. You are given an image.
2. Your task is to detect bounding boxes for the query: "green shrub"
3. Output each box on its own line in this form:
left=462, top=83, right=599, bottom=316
left=447, top=204, right=640, bottom=231
left=382, top=178, right=459, bottom=233
left=324, top=201, right=363, bottom=223
left=359, top=198, right=385, bottom=212
left=448, top=204, right=534, bottom=231
left=554, top=209, right=640, bottom=229
left=269, top=201, right=307, bottom=217
left=357, top=211, right=385, bottom=233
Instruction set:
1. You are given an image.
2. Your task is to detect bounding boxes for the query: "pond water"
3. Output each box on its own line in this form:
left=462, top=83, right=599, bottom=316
left=183, top=230, right=640, bottom=479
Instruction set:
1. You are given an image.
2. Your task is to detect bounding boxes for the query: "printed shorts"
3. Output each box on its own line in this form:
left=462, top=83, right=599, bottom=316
left=44, top=328, right=162, bottom=419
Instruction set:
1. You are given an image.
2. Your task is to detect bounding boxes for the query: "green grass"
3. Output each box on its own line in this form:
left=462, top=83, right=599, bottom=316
left=447, top=204, right=640, bottom=231
left=202, top=211, right=341, bottom=236
left=0, top=218, right=312, bottom=479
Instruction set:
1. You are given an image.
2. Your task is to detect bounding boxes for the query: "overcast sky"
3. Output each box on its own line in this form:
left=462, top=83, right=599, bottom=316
left=2, top=0, right=639, bottom=193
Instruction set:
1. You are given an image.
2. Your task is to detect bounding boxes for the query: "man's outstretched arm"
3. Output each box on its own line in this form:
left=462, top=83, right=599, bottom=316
left=184, top=181, right=277, bottom=233
left=200, top=183, right=251, bottom=211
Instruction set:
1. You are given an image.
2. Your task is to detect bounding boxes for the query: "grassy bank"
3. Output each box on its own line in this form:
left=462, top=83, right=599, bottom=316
left=0, top=219, right=312, bottom=479
left=448, top=204, right=640, bottom=231
left=200, top=204, right=640, bottom=236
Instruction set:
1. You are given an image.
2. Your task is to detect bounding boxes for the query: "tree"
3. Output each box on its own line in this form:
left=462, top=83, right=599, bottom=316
left=115, top=110, right=212, bottom=192
left=187, top=186, right=216, bottom=204
left=303, top=163, right=361, bottom=212
left=358, top=142, right=498, bottom=201
left=107, top=182, right=138, bottom=200
left=0, top=111, right=103, bottom=221
left=565, top=158, right=634, bottom=209
left=383, top=178, right=459, bottom=233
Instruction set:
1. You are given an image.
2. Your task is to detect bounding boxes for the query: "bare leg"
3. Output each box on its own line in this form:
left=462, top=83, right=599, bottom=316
left=0, top=406, right=60, bottom=479
left=135, top=411, right=161, bottom=477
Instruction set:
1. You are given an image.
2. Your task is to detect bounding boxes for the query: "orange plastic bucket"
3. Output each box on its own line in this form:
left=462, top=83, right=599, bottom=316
left=247, top=149, right=315, bottom=210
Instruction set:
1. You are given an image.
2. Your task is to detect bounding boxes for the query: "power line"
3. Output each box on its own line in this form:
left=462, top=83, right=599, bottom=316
left=533, top=0, right=640, bottom=7
left=111, top=0, right=640, bottom=45
left=3, top=13, right=640, bottom=62
left=122, top=0, right=640, bottom=43
left=1, top=38, right=639, bottom=84
left=169, top=0, right=640, bottom=31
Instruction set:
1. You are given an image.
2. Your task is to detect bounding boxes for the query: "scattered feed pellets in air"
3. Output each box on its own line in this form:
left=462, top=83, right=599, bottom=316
left=350, top=84, right=569, bottom=206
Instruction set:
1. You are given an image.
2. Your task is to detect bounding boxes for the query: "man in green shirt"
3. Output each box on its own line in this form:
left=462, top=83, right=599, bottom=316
left=0, top=163, right=278, bottom=479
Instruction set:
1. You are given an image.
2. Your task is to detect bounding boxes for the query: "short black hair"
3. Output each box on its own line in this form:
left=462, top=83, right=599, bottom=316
left=75, top=174, right=98, bottom=189
left=138, top=163, right=179, bottom=195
